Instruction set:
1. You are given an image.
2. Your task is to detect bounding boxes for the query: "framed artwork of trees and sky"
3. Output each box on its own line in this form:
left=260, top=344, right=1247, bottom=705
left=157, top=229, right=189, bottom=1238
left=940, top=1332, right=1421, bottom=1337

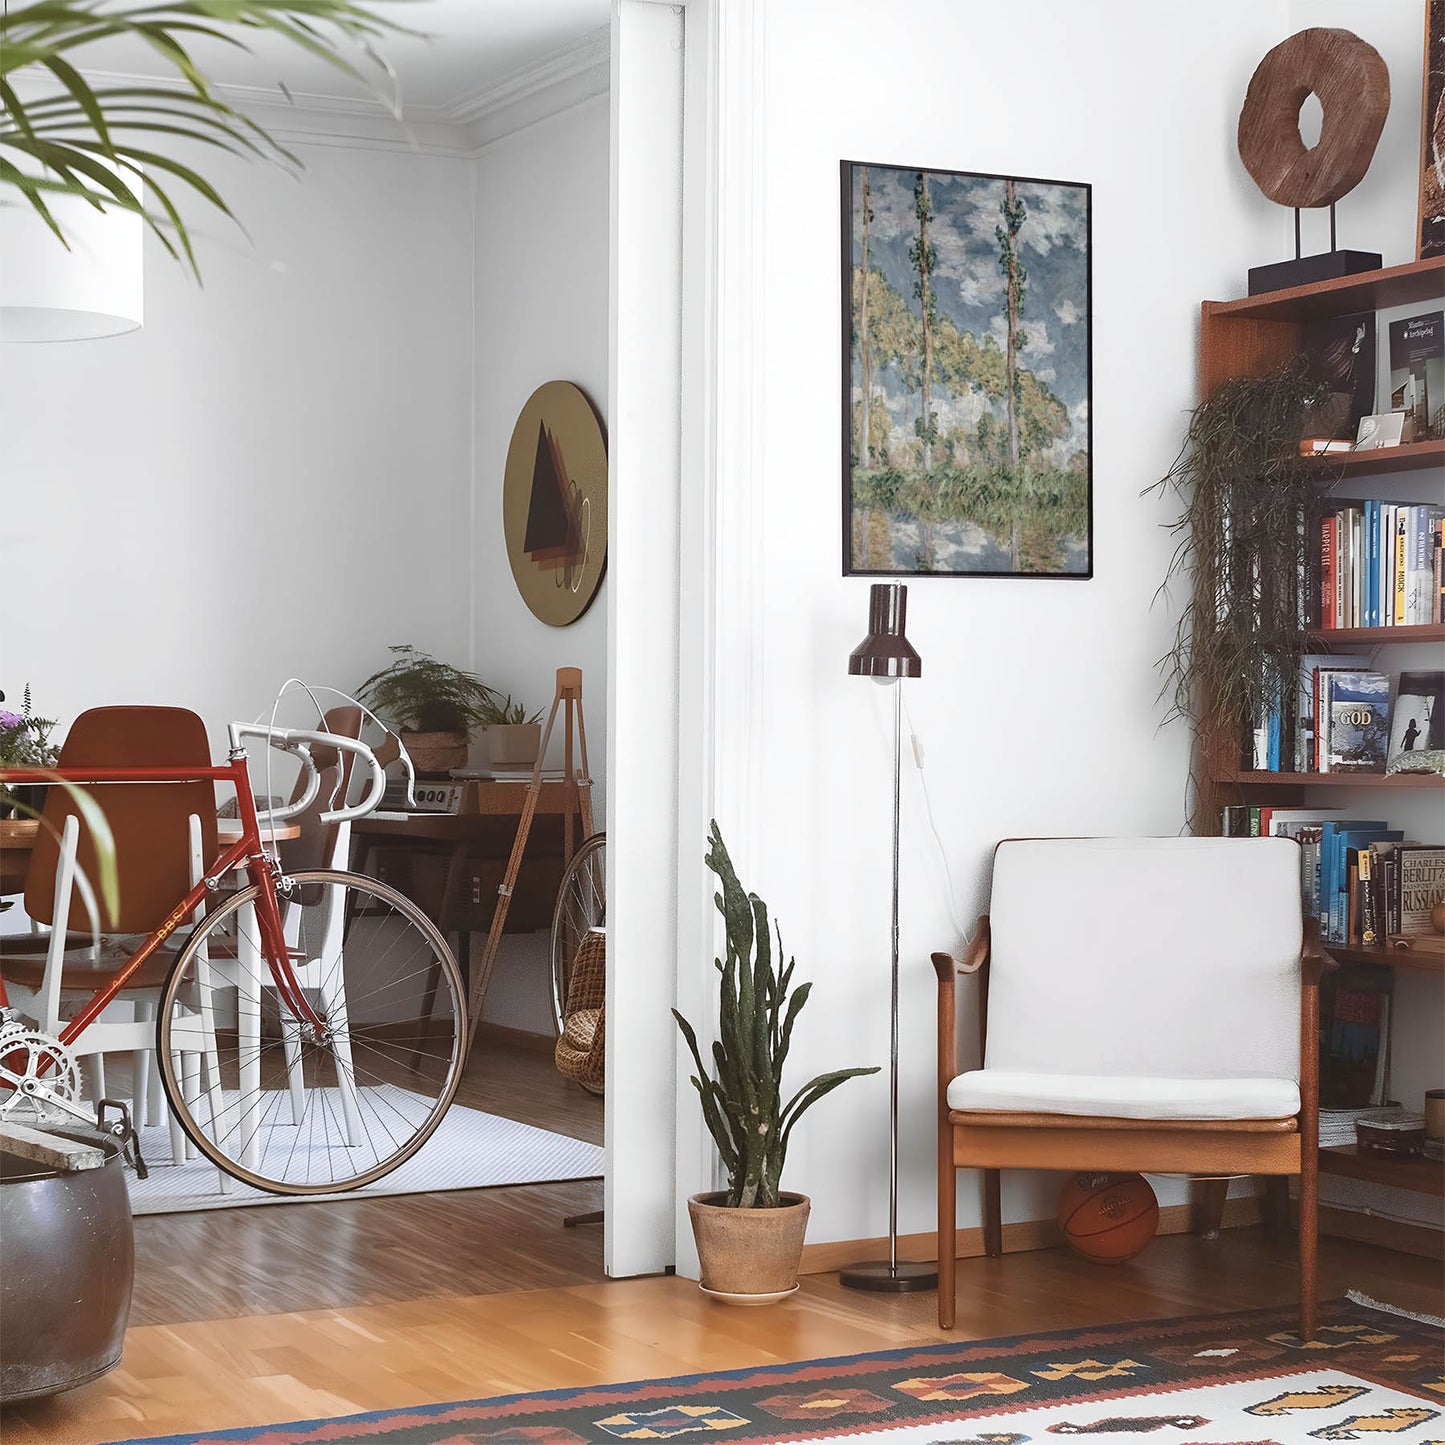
left=842, top=161, right=1093, bottom=579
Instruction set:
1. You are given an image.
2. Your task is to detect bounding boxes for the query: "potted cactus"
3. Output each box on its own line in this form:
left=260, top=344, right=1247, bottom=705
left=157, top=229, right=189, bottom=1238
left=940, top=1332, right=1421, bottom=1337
left=673, top=822, right=878, bottom=1303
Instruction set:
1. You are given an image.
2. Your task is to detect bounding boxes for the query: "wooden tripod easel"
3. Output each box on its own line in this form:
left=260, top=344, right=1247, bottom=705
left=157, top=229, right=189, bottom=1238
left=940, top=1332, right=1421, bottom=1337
left=465, top=667, right=594, bottom=1052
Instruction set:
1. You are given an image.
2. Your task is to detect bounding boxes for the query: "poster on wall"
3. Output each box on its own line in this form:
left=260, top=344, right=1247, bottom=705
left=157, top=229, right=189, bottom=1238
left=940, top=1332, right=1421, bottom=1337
left=1421, top=0, right=1445, bottom=259
left=841, top=161, right=1092, bottom=579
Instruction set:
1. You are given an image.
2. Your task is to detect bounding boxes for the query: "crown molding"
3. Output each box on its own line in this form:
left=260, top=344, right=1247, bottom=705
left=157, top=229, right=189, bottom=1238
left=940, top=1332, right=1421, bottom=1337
left=443, top=25, right=610, bottom=130
left=15, top=27, right=612, bottom=158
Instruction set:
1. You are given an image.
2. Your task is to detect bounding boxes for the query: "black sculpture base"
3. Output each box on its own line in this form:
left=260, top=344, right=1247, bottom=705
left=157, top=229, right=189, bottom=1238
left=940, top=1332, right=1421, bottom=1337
left=1247, top=249, right=1382, bottom=296
left=838, top=1259, right=939, bottom=1293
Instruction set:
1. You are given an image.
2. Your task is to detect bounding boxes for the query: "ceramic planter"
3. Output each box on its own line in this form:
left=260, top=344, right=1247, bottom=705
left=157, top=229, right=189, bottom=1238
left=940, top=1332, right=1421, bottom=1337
left=486, top=723, right=542, bottom=769
left=401, top=729, right=469, bottom=778
left=687, top=1191, right=810, bottom=1303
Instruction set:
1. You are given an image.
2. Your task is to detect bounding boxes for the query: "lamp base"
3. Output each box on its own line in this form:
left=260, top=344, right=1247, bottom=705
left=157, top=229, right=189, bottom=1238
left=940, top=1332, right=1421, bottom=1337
left=837, top=1259, right=938, bottom=1293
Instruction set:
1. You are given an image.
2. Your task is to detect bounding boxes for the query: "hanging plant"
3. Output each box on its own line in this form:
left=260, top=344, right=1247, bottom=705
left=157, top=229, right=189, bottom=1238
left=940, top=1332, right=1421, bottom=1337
left=1146, top=359, right=1336, bottom=800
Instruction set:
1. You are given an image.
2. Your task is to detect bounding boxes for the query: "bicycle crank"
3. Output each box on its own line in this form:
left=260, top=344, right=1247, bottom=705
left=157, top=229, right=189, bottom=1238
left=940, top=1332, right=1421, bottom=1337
left=0, top=1025, right=91, bottom=1128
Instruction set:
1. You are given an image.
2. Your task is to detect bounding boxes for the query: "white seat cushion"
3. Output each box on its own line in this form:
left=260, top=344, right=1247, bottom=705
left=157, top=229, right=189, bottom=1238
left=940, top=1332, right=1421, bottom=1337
left=947, top=1069, right=1300, bottom=1121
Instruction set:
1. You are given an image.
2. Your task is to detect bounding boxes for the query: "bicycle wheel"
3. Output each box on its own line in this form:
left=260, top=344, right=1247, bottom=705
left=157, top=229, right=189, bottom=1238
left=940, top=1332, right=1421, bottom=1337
left=157, top=869, right=466, bottom=1194
left=550, top=832, right=606, bottom=1034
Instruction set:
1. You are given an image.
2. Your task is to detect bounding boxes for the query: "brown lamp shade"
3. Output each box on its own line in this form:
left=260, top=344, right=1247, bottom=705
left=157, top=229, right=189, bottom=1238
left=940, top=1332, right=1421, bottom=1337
left=847, top=583, right=922, bottom=679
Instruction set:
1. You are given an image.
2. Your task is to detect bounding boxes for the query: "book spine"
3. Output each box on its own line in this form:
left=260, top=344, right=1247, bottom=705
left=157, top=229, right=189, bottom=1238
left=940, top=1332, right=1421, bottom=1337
left=1337, top=510, right=1349, bottom=629
left=1364, top=501, right=1377, bottom=629
left=1394, top=511, right=1408, bottom=625
left=1379, top=504, right=1394, bottom=627
left=1318, top=673, right=1331, bottom=773
left=1435, top=517, right=1444, bottom=625
left=1360, top=848, right=1377, bottom=947
left=1320, top=515, right=1335, bottom=629
left=1405, top=506, right=1421, bottom=625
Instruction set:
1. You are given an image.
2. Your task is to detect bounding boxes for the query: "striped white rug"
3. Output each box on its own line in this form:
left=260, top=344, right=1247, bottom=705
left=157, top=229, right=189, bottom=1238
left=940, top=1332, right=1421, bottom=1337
left=125, top=1101, right=604, bottom=1215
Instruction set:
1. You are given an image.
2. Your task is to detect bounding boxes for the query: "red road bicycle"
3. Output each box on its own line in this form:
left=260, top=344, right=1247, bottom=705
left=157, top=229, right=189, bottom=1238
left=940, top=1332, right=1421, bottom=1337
left=0, top=719, right=467, bottom=1194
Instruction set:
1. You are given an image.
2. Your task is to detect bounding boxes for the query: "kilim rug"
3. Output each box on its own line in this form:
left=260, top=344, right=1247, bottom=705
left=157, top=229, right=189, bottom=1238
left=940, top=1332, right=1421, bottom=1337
left=105, top=1294, right=1442, bottom=1445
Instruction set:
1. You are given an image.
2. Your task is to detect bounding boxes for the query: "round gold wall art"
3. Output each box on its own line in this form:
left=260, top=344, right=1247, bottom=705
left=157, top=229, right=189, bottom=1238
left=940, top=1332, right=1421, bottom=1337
left=502, top=381, right=608, bottom=627
left=1237, top=28, right=1390, bottom=209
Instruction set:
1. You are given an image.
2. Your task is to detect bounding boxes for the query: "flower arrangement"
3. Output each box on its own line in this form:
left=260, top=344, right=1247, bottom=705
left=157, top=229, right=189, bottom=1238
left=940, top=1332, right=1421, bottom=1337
left=0, top=686, right=58, bottom=769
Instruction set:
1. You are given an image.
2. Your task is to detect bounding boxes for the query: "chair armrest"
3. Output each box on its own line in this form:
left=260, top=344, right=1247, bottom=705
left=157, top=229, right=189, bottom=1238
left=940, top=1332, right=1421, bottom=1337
left=931, top=916, right=991, bottom=981
left=932, top=917, right=990, bottom=1099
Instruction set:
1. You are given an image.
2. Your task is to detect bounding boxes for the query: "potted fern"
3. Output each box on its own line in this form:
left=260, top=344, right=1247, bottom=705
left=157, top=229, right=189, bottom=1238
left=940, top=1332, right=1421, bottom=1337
left=357, top=646, right=497, bottom=777
left=673, top=823, right=878, bottom=1303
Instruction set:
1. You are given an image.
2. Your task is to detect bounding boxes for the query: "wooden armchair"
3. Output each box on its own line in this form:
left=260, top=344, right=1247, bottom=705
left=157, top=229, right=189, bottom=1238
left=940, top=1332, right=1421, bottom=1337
left=933, top=837, right=1323, bottom=1338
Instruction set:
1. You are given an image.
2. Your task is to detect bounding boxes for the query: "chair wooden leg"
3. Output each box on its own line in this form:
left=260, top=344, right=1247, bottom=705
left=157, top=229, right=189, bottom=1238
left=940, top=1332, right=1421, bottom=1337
left=982, top=1168, right=1002, bottom=1258
left=1191, top=1176, right=1230, bottom=1239
left=938, top=1140, right=956, bottom=1329
left=1298, top=1158, right=1318, bottom=1341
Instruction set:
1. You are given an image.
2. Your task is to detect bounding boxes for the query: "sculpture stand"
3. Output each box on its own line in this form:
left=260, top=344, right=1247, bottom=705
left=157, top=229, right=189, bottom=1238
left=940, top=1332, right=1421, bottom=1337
left=1247, top=203, right=1380, bottom=295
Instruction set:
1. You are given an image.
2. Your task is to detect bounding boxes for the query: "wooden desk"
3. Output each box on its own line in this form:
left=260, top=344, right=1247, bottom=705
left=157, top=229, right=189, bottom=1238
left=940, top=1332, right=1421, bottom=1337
left=351, top=780, right=589, bottom=987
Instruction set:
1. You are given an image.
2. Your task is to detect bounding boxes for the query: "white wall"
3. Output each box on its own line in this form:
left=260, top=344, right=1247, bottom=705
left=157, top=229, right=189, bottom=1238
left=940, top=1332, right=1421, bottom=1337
left=469, top=95, right=612, bottom=1033
left=0, top=142, right=476, bottom=740
left=691, top=0, right=1310, bottom=1250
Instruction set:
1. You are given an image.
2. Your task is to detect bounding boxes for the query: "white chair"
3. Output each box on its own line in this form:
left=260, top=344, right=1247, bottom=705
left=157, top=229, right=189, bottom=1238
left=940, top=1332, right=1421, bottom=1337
left=932, top=836, right=1321, bottom=1338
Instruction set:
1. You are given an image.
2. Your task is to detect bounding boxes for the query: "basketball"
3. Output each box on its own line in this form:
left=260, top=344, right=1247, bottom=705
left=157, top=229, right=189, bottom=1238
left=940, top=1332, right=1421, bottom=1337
left=1056, top=1172, right=1159, bottom=1264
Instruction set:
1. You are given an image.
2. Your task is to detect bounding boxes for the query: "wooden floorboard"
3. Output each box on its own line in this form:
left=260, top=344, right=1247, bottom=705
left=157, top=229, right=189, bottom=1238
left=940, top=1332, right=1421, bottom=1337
left=128, top=1027, right=606, bottom=1325
left=5, top=1230, right=1442, bottom=1445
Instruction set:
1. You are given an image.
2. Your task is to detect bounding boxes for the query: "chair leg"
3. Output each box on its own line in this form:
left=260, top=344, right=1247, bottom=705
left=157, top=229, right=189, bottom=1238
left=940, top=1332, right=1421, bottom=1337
left=938, top=1142, right=956, bottom=1329
left=1298, top=1158, right=1318, bottom=1341
left=982, top=1168, right=1002, bottom=1258
left=1191, top=1176, right=1230, bottom=1239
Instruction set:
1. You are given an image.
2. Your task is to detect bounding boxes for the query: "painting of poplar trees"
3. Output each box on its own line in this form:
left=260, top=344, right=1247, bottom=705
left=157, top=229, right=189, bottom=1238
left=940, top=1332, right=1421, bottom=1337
left=843, top=161, right=1092, bottom=578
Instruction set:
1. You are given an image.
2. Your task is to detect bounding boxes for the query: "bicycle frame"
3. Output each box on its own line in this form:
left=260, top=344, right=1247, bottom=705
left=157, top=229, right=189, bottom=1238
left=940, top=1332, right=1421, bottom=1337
left=0, top=751, right=326, bottom=1045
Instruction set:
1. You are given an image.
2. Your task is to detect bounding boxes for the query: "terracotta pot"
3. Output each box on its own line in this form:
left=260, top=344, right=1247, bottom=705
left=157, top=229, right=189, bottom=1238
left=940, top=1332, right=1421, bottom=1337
left=401, top=730, right=469, bottom=778
left=486, top=723, right=542, bottom=769
left=687, top=1191, right=810, bottom=1301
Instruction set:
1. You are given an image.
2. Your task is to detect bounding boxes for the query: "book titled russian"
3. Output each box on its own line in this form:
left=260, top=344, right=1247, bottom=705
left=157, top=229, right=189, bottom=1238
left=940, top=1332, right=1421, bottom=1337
left=1396, top=845, right=1445, bottom=936
left=1389, top=311, right=1444, bottom=440
left=1322, top=671, right=1391, bottom=773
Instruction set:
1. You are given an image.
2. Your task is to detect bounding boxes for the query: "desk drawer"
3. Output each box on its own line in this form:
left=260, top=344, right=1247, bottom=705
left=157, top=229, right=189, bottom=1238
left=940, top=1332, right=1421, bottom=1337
left=359, top=844, right=563, bottom=936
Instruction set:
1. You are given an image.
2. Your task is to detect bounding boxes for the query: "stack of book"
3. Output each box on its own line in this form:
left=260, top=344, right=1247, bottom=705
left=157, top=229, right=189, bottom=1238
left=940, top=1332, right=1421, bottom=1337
left=1246, top=667, right=1443, bottom=777
left=1314, top=501, right=1444, bottom=630
left=1320, top=1104, right=1401, bottom=1147
left=1219, top=808, right=1445, bottom=949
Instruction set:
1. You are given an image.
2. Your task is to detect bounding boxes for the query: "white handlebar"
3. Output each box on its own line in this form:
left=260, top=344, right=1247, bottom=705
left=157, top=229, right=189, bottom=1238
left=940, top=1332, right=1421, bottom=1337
left=227, top=722, right=391, bottom=825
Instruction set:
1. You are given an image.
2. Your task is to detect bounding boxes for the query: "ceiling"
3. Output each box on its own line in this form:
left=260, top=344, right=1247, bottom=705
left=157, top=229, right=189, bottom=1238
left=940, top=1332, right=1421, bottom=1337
left=76, top=0, right=612, bottom=118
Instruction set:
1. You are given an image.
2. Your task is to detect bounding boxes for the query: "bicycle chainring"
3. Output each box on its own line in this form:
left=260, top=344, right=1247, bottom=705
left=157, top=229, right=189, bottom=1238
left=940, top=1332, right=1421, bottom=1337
left=0, top=1027, right=84, bottom=1122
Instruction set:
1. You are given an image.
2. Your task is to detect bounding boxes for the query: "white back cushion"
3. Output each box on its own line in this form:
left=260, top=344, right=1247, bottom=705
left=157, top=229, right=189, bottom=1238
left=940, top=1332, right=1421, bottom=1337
left=985, top=838, right=1302, bottom=1082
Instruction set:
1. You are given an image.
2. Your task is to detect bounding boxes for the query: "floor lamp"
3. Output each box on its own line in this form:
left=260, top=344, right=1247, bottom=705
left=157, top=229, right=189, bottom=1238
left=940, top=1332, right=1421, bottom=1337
left=839, top=582, right=937, bottom=1293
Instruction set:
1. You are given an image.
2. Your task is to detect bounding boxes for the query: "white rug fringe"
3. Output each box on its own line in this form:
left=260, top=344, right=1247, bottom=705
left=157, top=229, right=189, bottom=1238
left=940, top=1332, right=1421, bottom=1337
left=1346, top=1288, right=1445, bottom=1328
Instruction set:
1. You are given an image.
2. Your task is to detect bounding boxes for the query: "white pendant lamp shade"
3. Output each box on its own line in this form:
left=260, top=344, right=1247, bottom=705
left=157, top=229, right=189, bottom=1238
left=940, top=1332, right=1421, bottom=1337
left=0, top=174, right=143, bottom=342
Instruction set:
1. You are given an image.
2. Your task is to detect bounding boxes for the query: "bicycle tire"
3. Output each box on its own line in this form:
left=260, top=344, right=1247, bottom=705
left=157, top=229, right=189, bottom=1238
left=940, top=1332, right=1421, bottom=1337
left=549, top=832, right=606, bottom=1036
left=156, top=868, right=467, bottom=1195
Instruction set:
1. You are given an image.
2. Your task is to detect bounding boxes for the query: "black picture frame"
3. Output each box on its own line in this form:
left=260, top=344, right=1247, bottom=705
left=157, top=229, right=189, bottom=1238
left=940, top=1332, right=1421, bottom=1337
left=841, top=159, right=1094, bottom=579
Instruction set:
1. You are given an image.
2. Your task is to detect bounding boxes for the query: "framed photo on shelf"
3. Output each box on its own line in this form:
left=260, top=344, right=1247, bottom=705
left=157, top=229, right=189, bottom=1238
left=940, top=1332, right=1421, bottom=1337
left=841, top=160, right=1092, bottom=579
left=1421, top=0, right=1445, bottom=259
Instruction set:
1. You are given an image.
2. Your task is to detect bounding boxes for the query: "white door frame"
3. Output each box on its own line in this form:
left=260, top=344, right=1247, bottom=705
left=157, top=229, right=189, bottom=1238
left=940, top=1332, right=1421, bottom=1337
left=606, top=0, right=766, bottom=1278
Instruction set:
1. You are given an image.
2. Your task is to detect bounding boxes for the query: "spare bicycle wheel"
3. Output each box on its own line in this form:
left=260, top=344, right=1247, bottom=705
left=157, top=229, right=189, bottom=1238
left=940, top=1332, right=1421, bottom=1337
left=156, top=869, right=465, bottom=1195
left=550, top=833, right=606, bottom=1035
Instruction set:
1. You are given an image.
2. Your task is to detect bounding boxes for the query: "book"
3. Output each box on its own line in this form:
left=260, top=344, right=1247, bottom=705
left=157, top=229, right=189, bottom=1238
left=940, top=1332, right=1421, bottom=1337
left=1297, top=653, right=1367, bottom=772
left=1406, top=505, right=1445, bottom=623
left=1396, top=844, right=1445, bottom=935
left=1319, top=966, right=1393, bottom=1109
left=1394, top=511, right=1408, bottom=624
left=1389, top=311, right=1444, bottom=439
left=1386, top=670, right=1444, bottom=766
left=1321, top=671, right=1391, bottom=773
left=1303, top=311, right=1377, bottom=439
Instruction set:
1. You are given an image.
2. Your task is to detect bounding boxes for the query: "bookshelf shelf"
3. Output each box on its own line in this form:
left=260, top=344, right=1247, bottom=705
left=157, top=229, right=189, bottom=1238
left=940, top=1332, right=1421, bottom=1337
left=1213, top=770, right=1445, bottom=789
left=1307, top=623, right=1445, bottom=645
left=1323, top=943, right=1445, bottom=975
left=1319, top=1144, right=1445, bottom=1197
left=1311, top=439, right=1445, bottom=479
left=1205, top=256, right=1445, bottom=324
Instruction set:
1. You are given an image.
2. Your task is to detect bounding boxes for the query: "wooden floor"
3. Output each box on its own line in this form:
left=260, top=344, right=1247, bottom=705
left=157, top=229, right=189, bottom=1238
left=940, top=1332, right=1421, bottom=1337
left=5, top=1039, right=1443, bottom=1443
left=5, top=1230, right=1442, bottom=1445
left=131, top=1026, right=606, bottom=1325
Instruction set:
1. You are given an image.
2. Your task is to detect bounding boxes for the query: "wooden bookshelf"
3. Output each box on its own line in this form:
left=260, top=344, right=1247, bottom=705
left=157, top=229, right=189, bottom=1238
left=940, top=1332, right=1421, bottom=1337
left=1206, top=255, right=1445, bottom=324
left=1306, top=622, right=1445, bottom=646
left=1319, top=1145, right=1445, bottom=1197
left=1311, top=438, right=1445, bottom=479
left=1213, top=770, right=1445, bottom=789
left=1323, top=943, right=1445, bottom=976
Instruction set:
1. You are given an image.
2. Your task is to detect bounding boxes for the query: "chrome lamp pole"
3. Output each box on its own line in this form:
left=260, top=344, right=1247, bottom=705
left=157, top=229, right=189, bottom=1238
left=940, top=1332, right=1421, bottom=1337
left=839, top=582, right=937, bottom=1294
